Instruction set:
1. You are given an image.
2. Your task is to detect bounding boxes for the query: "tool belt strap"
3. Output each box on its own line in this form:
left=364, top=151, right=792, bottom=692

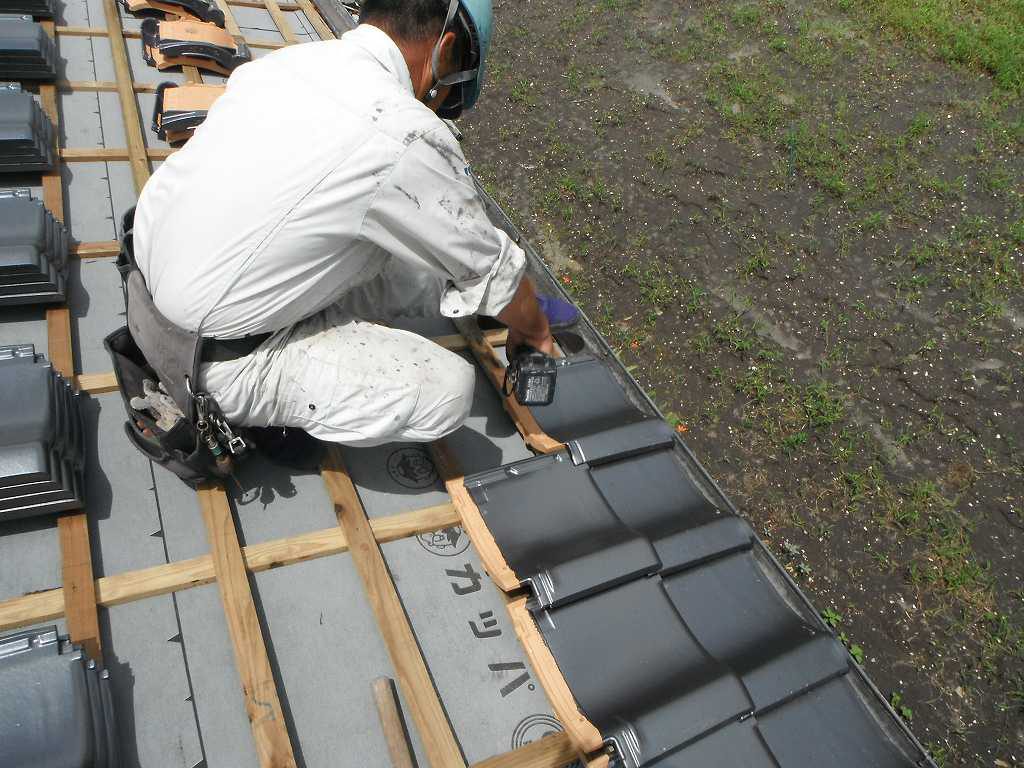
left=125, top=269, right=203, bottom=421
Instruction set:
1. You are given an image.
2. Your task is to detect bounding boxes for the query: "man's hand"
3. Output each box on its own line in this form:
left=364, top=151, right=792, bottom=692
left=496, top=278, right=556, bottom=356
left=507, top=326, right=556, bottom=357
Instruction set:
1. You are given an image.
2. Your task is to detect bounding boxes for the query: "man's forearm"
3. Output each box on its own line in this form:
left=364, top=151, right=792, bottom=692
left=495, top=277, right=555, bottom=355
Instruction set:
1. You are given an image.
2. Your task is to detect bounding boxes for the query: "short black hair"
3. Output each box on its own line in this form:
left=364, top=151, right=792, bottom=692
left=359, top=0, right=450, bottom=42
left=360, top=0, right=470, bottom=69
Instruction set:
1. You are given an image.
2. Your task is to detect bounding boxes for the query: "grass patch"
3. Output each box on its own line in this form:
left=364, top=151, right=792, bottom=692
left=851, top=0, right=1024, bottom=91
left=897, top=215, right=1023, bottom=323
left=707, top=61, right=795, bottom=138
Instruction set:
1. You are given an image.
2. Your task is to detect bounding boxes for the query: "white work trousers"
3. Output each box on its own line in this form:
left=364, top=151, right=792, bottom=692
left=199, top=263, right=476, bottom=446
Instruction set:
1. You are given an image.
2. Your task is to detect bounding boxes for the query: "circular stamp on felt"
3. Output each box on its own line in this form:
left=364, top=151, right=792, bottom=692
left=416, top=525, right=470, bottom=557
left=386, top=446, right=439, bottom=490
left=511, top=714, right=581, bottom=766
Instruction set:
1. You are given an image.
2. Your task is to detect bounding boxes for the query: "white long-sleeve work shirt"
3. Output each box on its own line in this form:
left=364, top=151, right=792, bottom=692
left=132, top=24, right=526, bottom=338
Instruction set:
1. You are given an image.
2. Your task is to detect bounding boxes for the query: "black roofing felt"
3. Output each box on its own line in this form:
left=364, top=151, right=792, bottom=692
left=0, top=626, right=121, bottom=768
left=463, top=350, right=927, bottom=768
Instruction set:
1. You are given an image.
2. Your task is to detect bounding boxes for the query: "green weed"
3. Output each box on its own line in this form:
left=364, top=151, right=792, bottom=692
left=730, top=2, right=763, bottom=28
left=509, top=78, right=536, bottom=108
left=713, top=313, right=757, bottom=354
left=890, top=691, right=913, bottom=721
left=802, top=381, right=845, bottom=428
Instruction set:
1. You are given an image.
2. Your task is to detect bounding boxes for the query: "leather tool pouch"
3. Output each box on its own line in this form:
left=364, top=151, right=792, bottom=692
left=104, top=208, right=239, bottom=487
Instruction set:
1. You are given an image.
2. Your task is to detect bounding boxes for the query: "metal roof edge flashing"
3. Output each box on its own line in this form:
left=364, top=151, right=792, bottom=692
left=310, top=0, right=357, bottom=36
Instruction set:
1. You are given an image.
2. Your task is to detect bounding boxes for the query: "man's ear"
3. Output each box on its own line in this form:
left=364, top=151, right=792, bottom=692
left=437, top=29, right=459, bottom=75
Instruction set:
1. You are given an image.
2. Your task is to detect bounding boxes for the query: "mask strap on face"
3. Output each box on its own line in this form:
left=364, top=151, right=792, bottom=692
left=426, top=0, right=478, bottom=100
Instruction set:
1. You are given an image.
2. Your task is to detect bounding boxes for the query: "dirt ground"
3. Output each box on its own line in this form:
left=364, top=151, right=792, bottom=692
left=460, top=0, right=1023, bottom=764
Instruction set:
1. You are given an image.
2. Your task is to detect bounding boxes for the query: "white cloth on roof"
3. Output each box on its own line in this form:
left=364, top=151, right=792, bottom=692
left=132, top=23, right=526, bottom=338
left=130, top=23, right=522, bottom=444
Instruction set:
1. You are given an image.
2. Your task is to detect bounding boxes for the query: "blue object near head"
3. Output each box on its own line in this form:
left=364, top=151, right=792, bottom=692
left=457, top=0, right=491, bottom=111
left=429, top=0, right=492, bottom=118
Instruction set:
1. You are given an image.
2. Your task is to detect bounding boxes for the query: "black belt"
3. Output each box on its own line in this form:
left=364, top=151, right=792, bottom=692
left=200, top=332, right=272, bottom=363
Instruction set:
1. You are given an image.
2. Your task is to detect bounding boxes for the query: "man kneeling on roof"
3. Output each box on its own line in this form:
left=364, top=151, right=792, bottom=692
left=130, top=0, right=577, bottom=452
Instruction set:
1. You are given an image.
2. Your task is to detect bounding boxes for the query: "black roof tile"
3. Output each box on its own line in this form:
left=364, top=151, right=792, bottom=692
left=759, top=675, right=918, bottom=767
left=646, top=718, right=779, bottom=768
left=532, top=355, right=647, bottom=441
left=468, top=452, right=660, bottom=608
left=0, top=625, right=120, bottom=768
left=589, top=446, right=750, bottom=574
left=535, top=576, right=752, bottom=768
left=663, top=550, right=849, bottom=712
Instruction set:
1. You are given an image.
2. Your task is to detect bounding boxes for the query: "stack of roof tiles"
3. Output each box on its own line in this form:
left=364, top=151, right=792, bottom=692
left=0, top=189, right=68, bottom=305
left=461, top=354, right=929, bottom=767
left=0, top=83, right=54, bottom=172
left=0, top=344, right=85, bottom=522
left=0, top=0, right=55, bottom=18
left=141, top=17, right=250, bottom=76
left=151, top=80, right=224, bottom=143
left=0, top=626, right=120, bottom=767
left=0, top=15, right=57, bottom=80
left=119, top=0, right=224, bottom=25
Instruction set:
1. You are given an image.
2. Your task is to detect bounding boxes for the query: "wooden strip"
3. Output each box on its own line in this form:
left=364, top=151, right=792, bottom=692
left=291, top=0, right=333, bottom=40
left=59, top=80, right=159, bottom=94
left=506, top=598, right=604, bottom=755
left=98, top=553, right=216, bottom=607
left=60, top=147, right=175, bottom=162
left=372, top=677, right=417, bottom=768
left=58, top=516, right=103, bottom=661
left=322, top=448, right=465, bottom=768
left=181, top=63, right=202, bottom=84
left=211, top=0, right=243, bottom=37
left=198, top=487, right=298, bottom=768
left=451, top=317, right=563, bottom=454
left=40, top=19, right=105, bottom=664
left=55, top=24, right=107, bottom=36
left=72, top=240, right=121, bottom=258
left=429, top=441, right=518, bottom=592
left=76, top=371, right=118, bottom=394
left=231, top=0, right=300, bottom=9
left=46, top=308, right=74, bottom=378
left=0, top=502, right=458, bottom=632
left=38, top=24, right=65, bottom=228
left=248, top=38, right=287, bottom=49
left=433, top=327, right=507, bottom=351
left=0, top=590, right=66, bottom=632
left=263, top=0, right=298, bottom=43
left=101, top=0, right=151, bottom=191
left=470, top=733, right=579, bottom=768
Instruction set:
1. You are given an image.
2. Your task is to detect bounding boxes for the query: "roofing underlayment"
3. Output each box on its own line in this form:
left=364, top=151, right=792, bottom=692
left=0, top=0, right=938, bottom=766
